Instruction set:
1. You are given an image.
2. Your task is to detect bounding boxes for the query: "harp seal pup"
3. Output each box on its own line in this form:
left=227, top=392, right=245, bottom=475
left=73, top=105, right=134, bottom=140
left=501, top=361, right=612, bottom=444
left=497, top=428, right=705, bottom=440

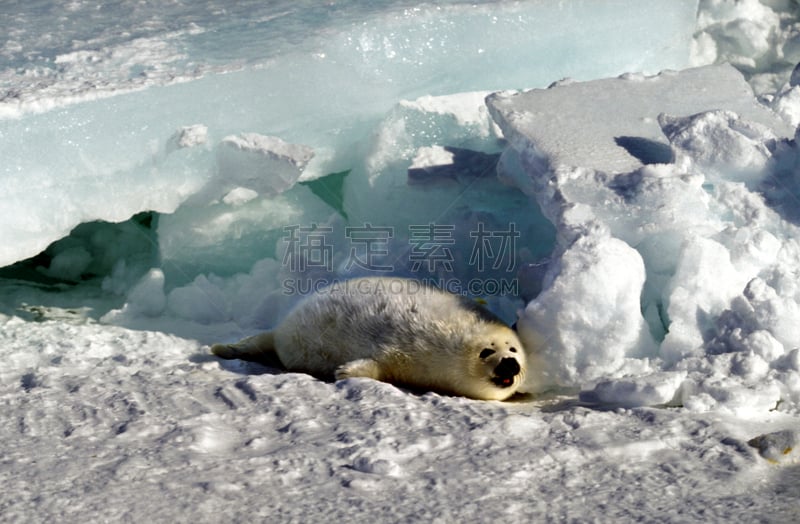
left=211, top=276, right=526, bottom=401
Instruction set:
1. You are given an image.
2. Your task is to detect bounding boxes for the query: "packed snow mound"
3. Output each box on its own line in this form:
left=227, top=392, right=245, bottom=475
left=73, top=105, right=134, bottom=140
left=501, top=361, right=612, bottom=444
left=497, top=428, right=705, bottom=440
left=518, top=233, right=657, bottom=389
left=488, top=63, right=800, bottom=414
left=692, top=0, right=800, bottom=82
left=691, top=0, right=800, bottom=124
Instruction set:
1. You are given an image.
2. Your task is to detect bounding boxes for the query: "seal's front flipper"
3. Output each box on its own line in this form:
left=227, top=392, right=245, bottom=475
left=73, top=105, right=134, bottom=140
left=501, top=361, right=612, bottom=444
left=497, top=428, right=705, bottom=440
left=211, top=331, right=276, bottom=362
left=335, top=358, right=383, bottom=381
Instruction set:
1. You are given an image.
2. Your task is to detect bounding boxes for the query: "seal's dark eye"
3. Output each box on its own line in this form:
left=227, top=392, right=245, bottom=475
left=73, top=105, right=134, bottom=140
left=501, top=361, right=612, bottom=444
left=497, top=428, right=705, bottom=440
left=479, top=348, right=495, bottom=359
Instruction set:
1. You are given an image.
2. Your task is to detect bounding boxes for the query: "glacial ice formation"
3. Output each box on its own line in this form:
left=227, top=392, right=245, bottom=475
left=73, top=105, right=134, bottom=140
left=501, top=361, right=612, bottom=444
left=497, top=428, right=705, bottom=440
left=0, top=0, right=698, bottom=269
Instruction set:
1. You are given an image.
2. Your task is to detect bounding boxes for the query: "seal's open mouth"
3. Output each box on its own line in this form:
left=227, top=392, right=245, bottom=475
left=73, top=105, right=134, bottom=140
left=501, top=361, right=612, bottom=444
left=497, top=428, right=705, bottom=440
left=492, top=376, right=515, bottom=388
left=491, top=357, right=520, bottom=388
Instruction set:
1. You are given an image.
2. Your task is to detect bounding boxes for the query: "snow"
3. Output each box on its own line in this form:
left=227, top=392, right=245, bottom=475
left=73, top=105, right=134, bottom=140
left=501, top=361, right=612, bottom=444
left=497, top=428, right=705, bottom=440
left=518, top=233, right=657, bottom=391
left=1, top=314, right=799, bottom=522
left=2, top=0, right=800, bottom=521
left=486, top=61, right=800, bottom=417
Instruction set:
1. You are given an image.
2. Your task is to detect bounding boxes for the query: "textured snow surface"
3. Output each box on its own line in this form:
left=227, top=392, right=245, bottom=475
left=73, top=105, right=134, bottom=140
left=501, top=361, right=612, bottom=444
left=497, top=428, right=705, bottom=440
left=1, top=314, right=798, bottom=522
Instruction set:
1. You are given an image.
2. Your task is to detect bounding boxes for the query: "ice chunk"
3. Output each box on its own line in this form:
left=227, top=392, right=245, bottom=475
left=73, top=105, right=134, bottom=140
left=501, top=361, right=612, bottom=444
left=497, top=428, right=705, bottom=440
left=214, top=134, right=314, bottom=198
left=409, top=146, right=457, bottom=173
left=489, top=62, right=800, bottom=410
left=169, top=125, right=209, bottom=150
left=660, top=237, right=751, bottom=363
left=399, top=92, right=502, bottom=138
left=162, top=132, right=317, bottom=270
left=742, top=278, right=800, bottom=351
left=692, top=1, right=800, bottom=98
left=486, top=64, right=793, bottom=178
left=486, top=64, right=793, bottom=246
left=359, top=91, right=503, bottom=184
left=407, top=146, right=501, bottom=185
left=344, top=91, right=557, bottom=284
left=166, top=274, right=230, bottom=325
left=0, top=114, right=214, bottom=269
left=222, top=188, right=259, bottom=206
left=121, top=269, right=167, bottom=317
left=692, top=0, right=783, bottom=72
left=157, top=184, right=336, bottom=280
left=100, top=268, right=167, bottom=326
left=658, top=110, right=777, bottom=184
left=771, top=84, right=800, bottom=127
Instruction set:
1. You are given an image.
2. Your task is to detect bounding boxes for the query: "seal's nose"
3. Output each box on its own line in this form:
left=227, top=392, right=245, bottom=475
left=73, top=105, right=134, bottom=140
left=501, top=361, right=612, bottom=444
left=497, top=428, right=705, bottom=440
left=494, top=357, right=520, bottom=378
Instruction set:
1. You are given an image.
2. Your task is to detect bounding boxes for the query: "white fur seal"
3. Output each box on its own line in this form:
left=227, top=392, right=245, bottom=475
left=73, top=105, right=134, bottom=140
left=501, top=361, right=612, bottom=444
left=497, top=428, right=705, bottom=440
left=211, top=276, right=526, bottom=400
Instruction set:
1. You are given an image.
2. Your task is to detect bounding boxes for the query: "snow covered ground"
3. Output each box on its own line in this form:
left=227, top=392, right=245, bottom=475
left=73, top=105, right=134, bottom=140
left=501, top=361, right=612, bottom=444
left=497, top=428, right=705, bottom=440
left=2, top=0, right=800, bottom=521
left=1, top=317, right=798, bottom=522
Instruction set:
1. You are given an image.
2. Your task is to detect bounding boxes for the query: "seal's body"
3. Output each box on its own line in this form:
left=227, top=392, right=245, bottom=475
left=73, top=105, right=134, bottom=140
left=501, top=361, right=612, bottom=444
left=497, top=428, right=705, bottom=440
left=212, top=277, right=526, bottom=400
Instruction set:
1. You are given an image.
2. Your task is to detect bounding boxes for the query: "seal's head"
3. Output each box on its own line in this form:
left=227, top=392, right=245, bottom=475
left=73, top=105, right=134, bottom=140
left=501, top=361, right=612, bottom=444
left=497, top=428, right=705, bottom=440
left=460, top=324, right=526, bottom=401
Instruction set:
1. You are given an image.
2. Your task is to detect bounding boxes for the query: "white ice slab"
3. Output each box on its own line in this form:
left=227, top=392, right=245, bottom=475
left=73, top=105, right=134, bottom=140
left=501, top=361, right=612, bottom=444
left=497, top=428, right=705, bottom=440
left=486, top=64, right=793, bottom=177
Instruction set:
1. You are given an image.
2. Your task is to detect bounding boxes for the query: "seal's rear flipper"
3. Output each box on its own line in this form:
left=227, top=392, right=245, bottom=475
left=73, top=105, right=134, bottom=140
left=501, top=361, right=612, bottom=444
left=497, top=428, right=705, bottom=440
left=211, top=331, right=277, bottom=362
left=335, top=358, right=383, bottom=381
